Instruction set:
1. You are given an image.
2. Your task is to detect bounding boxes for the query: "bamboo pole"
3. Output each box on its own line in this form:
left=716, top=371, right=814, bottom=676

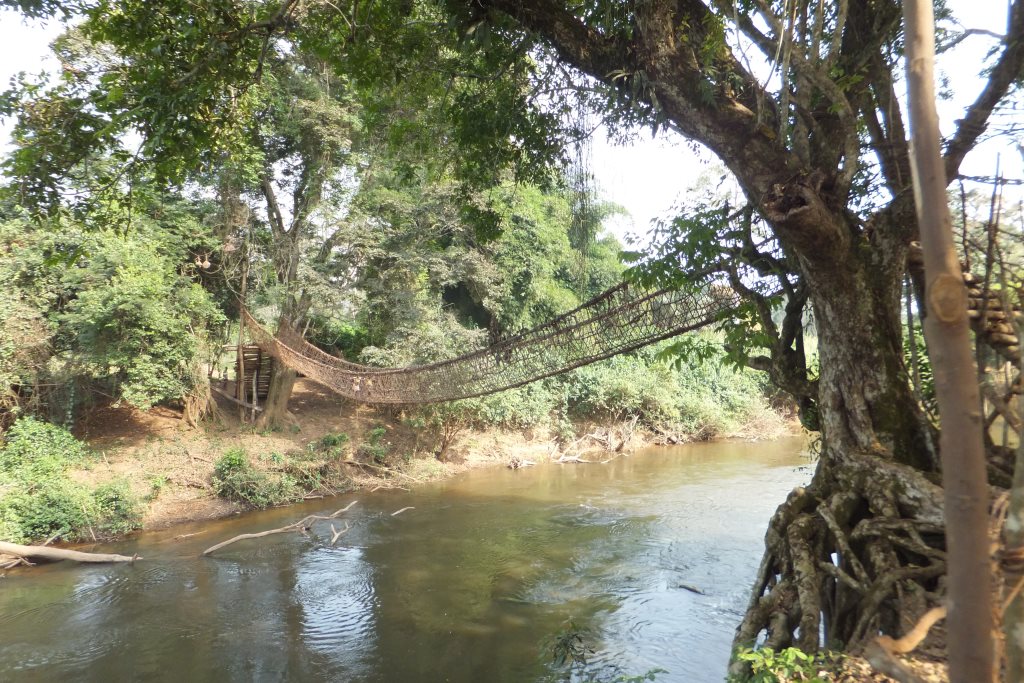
left=902, top=1, right=994, bottom=680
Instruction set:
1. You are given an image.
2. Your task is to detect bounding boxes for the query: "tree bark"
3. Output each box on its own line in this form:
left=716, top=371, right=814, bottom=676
left=902, top=1, right=994, bottom=679
left=255, top=363, right=297, bottom=431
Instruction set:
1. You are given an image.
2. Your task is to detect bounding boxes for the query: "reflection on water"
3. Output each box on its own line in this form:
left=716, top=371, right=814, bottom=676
left=0, top=437, right=811, bottom=682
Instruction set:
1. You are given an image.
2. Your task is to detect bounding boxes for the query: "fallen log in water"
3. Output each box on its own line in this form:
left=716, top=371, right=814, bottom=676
left=0, top=541, right=140, bottom=565
left=202, top=500, right=357, bottom=556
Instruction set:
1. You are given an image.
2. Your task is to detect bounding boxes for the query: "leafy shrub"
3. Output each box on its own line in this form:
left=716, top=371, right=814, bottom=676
left=564, top=354, right=679, bottom=425
left=212, top=447, right=298, bottom=508
left=0, top=417, right=141, bottom=542
left=308, top=432, right=350, bottom=458
left=61, top=249, right=224, bottom=410
left=0, top=416, right=90, bottom=477
left=472, top=383, right=558, bottom=429
left=0, top=483, right=92, bottom=542
left=356, top=427, right=390, bottom=464
left=92, top=480, right=143, bottom=536
left=305, top=316, right=370, bottom=361
left=0, top=290, right=52, bottom=428
left=731, top=647, right=841, bottom=682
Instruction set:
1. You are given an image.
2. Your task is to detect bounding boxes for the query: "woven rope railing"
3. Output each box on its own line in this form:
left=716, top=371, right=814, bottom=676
left=243, top=279, right=743, bottom=404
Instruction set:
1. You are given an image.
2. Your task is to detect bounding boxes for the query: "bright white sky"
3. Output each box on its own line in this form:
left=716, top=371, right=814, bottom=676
left=0, top=1, right=1020, bottom=244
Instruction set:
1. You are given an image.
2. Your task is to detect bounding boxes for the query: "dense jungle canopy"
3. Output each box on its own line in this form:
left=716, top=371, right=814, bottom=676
left=1, top=0, right=1023, bottom=679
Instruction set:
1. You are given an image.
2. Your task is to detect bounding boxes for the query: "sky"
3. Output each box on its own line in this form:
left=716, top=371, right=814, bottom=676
left=587, top=0, right=1021, bottom=241
left=0, top=1, right=1020, bottom=243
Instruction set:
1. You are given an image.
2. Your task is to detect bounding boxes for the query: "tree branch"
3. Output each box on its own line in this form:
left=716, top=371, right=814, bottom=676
left=261, top=174, right=287, bottom=237
left=481, top=0, right=799, bottom=200
left=944, top=0, right=1024, bottom=180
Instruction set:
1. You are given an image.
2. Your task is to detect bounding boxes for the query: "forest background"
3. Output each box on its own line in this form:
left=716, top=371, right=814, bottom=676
left=0, top=10, right=785, bottom=547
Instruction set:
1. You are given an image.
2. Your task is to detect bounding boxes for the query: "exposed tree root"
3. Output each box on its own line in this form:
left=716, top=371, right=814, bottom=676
left=731, top=448, right=951, bottom=677
left=877, top=605, right=947, bottom=655
left=0, top=541, right=140, bottom=564
left=863, top=640, right=926, bottom=683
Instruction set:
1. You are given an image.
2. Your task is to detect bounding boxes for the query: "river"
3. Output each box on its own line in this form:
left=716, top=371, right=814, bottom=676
left=0, top=436, right=811, bottom=682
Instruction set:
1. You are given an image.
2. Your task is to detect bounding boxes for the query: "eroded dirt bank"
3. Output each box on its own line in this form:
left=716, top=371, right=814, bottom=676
left=71, top=378, right=793, bottom=532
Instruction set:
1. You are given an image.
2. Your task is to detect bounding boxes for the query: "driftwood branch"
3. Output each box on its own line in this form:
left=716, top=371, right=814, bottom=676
left=329, top=522, right=350, bottom=545
left=202, top=500, right=358, bottom=556
left=863, top=605, right=947, bottom=683
left=0, top=541, right=140, bottom=564
left=390, top=507, right=414, bottom=517
left=553, top=453, right=595, bottom=464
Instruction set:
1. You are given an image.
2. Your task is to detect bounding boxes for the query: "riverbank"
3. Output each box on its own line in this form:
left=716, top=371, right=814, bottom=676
left=66, top=378, right=794, bottom=535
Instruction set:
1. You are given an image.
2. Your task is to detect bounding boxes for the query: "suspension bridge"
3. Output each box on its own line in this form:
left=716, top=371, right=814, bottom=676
left=240, top=252, right=1020, bottom=407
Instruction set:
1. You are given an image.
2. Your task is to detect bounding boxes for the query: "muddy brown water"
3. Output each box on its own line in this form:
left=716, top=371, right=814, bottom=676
left=0, top=437, right=811, bottom=682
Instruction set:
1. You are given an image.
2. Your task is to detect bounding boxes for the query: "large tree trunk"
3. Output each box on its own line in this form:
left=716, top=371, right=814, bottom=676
left=730, top=206, right=948, bottom=661
left=255, top=361, right=298, bottom=431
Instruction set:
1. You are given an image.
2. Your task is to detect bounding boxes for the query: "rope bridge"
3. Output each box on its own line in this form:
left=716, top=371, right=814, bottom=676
left=243, top=279, right=743, bottom=404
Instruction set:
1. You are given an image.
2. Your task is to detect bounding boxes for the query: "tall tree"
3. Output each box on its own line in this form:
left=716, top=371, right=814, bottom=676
left=244, top=54, right=360, bottom=428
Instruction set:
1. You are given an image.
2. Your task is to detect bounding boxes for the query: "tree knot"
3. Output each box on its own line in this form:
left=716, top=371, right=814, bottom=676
left=927, top=273, right=967, bottom=323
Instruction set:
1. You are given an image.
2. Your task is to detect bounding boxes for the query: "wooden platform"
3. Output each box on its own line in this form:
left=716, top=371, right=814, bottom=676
left=235, top=345, right=273, bottom=401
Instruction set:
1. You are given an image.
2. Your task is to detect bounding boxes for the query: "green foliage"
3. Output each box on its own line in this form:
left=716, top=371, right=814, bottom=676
left=0, top=415, right=90, bottom=477
left=356, top=427, right=390, bottom=465
left=214, top=444, right=353, bottom=501
left=563, top=339, right=773, bottom=437
left=0, top=417, right=141, bottom=542
left=146, top=474, right=169, bottom=500
left=564, top=354, right=680, bottom=425
left=211, top=447, right=299, bottom=509
left=305, top=317, right=370, bottom=362
left=0, top=287, right=52, bottom=426
left=730, top=647, right=842, bottom=683
left=59, top=223, right=224, bottom=410
left=0, top=193, right=225, bottom=420
left=91, top=479, right=143, bottom=536
left=626, top=194, right=787, bottom=373
left=470, top=384, right=560, bottom=430
left=308, top=432, right=350, bottom=459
